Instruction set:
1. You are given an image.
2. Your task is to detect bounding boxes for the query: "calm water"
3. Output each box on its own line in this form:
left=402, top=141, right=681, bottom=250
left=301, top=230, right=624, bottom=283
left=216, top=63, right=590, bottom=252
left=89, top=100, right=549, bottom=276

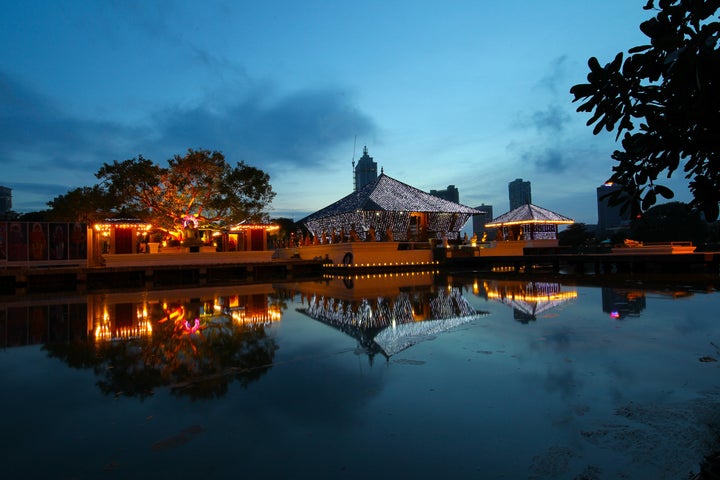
left=2, top=272, right=719, bottom=479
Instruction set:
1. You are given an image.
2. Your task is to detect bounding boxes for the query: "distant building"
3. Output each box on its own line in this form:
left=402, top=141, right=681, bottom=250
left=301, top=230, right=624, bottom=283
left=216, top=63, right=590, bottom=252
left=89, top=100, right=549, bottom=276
left=353, top=146, right=377, bottom=191
left=0, top=186, right=11, bottom=214
left=508, top=178, right=531, bottom=210
left=472, top=204, right=495, bottom=240
left=596, top=182, right=631, bottom=239
left=429, top=185, right=459, bottom=203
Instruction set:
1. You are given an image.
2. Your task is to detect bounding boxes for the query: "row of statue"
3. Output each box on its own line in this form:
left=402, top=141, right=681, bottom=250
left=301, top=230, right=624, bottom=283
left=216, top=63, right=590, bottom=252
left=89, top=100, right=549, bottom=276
left=278, top=226, right=481, bottom=248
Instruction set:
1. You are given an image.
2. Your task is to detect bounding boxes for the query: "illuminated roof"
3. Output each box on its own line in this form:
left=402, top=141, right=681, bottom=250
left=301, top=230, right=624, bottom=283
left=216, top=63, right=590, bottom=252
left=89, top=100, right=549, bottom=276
left=300, top=174, right=483, bottom=222
left=485, top=204, right=573, bottom=227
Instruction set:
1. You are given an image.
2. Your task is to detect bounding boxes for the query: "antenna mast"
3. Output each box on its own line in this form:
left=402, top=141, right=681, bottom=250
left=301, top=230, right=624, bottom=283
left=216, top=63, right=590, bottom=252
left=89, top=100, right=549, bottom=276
left=351, top=135, right=357, bottom=191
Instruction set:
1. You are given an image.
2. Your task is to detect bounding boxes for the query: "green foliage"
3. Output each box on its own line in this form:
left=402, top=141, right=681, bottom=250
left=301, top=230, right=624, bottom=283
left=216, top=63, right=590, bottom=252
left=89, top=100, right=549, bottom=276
left=630, top=201, right=709, bottom=243
left=46, top=185, right=119, bottom=223
left=558, top=222, right=594, bottom=248
left=95, top=148, right=275, bottom=231
left=571, top=0, right=720, bottom=220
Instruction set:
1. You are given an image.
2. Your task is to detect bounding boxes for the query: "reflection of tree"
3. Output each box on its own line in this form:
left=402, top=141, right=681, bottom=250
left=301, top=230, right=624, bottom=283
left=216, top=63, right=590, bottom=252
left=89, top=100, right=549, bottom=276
left=44, top=314, right=278, bottom=400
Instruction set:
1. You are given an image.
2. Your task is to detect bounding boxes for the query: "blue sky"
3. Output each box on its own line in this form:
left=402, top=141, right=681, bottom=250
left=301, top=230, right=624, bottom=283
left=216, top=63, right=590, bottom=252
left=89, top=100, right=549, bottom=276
left=0, top=1, right=691, bottom=224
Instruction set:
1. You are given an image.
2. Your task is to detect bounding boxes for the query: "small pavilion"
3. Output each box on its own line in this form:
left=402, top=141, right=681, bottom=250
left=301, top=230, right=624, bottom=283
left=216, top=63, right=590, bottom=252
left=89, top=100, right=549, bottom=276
left=486, top=203, right=573, bottom=241
left=482, top=203, right=573, bottom=256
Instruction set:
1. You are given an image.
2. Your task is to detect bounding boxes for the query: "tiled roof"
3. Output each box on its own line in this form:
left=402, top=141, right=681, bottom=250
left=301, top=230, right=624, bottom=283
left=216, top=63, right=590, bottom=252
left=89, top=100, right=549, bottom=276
left=301, top=174, right=483, bottom=222
left=485, top=203, right=573, bottom=227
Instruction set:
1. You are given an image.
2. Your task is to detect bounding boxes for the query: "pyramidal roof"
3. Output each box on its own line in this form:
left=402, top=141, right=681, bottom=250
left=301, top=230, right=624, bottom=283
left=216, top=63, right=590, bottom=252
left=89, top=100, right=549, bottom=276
left=485, top=203, right=573, bottom=227
left=301, top=174, right=483, bottom=222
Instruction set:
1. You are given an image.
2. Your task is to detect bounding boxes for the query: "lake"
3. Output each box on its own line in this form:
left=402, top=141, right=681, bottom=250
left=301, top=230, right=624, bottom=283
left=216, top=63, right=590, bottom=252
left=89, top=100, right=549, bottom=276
left=1, top=271, right=719, bottom=479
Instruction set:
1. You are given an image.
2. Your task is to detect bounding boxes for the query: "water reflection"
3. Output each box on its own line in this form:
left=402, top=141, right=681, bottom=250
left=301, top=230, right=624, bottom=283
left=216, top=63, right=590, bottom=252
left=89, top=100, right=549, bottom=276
left=280, top=272, right=488, bottom=357
left=602, top=288, right=647, bottom=319
left=7, top=285, right=284, bottom=399
left=2, top=275, right=718, bottom=479
left=478, top=279, right=578, bottom=323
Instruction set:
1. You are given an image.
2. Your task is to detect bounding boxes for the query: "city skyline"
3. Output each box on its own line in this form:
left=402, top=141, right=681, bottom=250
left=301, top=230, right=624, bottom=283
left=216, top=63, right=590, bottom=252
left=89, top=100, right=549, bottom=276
left=1, top=2, right=693, bottom=224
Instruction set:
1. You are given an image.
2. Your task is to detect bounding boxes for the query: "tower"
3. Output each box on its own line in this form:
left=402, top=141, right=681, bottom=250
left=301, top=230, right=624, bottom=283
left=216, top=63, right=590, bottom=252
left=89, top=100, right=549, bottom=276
left=429, top=185, right=459, bottom=203
left=353, top=146, right=377, bottom=191
left=0, top=186, right=11, bottom=214
left=596, top=182, right=631, bottom=239
left=472, top=203, right=495, bottom=240
left=508, top=178, right=531, bottom=210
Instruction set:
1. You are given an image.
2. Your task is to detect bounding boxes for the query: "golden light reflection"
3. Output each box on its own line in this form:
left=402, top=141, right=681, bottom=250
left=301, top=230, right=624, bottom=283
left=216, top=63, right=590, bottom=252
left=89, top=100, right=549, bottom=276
left=482, top=280, right=578, bottom=319
left=228, top=305, right=282, bottom=326
left=486, top=290, right=578, bottom=302
left=91, top=287, right=282, bottom=344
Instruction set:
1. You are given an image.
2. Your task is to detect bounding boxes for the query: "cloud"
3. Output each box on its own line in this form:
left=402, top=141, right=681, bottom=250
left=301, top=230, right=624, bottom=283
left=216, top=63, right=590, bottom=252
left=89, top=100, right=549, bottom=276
left=529, top=105, right=571, bottom=134
left=537, top=55, right=569, bottom=94
left=521, top=147, right=568, bottom=173
left=0, top=69, right=377, bottom=211
left=150, top=87, right=376, bottom=170
left=0, top=71, right=143, bottom=171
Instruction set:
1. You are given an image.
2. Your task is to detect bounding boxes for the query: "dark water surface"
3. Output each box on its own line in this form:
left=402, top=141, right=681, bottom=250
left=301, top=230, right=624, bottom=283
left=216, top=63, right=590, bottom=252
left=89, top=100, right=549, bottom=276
left=2, top=272, right=719, bottom=479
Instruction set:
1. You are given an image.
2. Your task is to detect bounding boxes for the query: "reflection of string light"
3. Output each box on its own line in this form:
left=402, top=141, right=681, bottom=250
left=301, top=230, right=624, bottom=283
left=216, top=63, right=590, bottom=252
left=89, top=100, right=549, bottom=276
left=183, top=318, right=200, bottom=334
left=483, top=280, right=578, bottom=317
left=227, top=306, right=282, bottom=326
left=94, top=318, right=153, bottom=342
left=486, top=291, right=578, bottom=302
left=304, top=286, right=478, bottom=328
left=322, top=270, right=438, bottom=280
left=610, top=311, right=620, bottom=319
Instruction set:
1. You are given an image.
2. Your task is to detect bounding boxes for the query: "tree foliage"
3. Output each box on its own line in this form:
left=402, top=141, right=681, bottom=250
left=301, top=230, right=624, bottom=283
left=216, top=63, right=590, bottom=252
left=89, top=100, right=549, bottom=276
left=96, top=149, right=275, bottom=231
left=571, top=0, right=720, bottom=220
left=558, top=222, right=594, bottom=248
left=630, top=201, right=708, bottom=243
left=46, top=185, right=119, bottom=223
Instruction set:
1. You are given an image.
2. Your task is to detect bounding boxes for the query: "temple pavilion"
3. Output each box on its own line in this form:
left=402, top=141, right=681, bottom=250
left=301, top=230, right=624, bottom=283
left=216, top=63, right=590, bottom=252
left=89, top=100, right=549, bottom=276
left=485, top=203, right=573, bottom=241
left=300, top=173, right=484, bottom=242
left=479, top=203, right=574, bottom=256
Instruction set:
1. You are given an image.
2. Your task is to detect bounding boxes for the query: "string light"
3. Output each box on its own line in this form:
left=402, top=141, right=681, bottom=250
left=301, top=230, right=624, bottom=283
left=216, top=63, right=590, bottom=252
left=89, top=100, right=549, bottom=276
left=300, top=174, right=481, bottom=241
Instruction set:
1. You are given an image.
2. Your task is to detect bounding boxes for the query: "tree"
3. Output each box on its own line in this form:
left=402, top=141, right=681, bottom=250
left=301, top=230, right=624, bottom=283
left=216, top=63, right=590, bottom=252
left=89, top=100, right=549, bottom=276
left=96, top=149, right=275, bottom=232
left=46, top=185, right=119, bottom=223
left=570, top=0, right=720, bottom=220
left=629, top=201, right=709, bottom=243
left=558, top=222, right=594, bottom=248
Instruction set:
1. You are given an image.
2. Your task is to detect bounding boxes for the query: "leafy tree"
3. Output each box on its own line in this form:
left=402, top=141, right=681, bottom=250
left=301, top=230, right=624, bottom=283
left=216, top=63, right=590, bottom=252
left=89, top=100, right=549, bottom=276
left=270, top=217, right=297, bottom=243
left=630, top=201, right=708, bottom=243
left=46, top=185, right=119, bottom=223
left=558, top=222, right=594, bottom=248
left=570, top=0, right=720, bottom=220
left=96, top=149, right=275, bottom=232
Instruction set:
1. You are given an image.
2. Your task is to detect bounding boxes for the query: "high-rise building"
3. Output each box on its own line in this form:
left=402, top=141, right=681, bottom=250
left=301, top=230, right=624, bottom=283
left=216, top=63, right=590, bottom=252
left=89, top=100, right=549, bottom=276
left=596, top=182, right=631, bottom=239
left=429, top=185, right=459, bottom=203
left=472, top=203, right=495, bottom=240
left=353, top=146, right=377, bottom=191
left=0, top=186, right=11, bottom=214
left=508, top=178, right=531, bottom=210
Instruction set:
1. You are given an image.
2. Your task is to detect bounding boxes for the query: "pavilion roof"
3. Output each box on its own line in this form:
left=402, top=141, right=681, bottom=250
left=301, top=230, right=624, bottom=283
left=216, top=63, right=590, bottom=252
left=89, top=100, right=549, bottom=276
left=485, top=203, right=573, bottom=227
left=301, top=173, right=483, bottom=223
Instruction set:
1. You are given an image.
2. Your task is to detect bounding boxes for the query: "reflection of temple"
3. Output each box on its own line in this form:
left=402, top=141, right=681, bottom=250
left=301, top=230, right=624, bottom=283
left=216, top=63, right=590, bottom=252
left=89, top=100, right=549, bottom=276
left=282, top=272, right=488, bottom=357
left=2, top=284, right=284, bottom=399
left=482, top=280, right=578, bottom=323
left=0, top=284, right=281, bottom=348
left=87, top=284, right=281, bottom=342
left=601, top=288, right=646, bottom=319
